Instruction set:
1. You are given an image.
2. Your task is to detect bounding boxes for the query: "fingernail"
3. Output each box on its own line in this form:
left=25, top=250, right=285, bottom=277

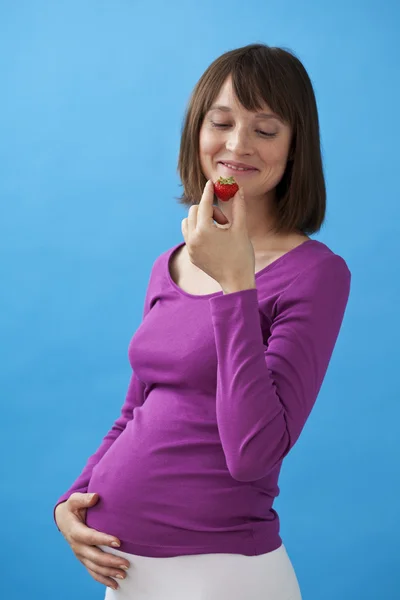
left=111, top=541, right=120, bottom=547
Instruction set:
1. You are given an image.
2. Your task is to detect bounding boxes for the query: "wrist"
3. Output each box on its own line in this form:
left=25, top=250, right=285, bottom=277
left=221, top=279, right=256, bottom=294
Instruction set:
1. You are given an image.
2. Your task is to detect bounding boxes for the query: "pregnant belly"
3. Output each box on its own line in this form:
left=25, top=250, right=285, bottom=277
left=85, top=418, right=250, bottom=547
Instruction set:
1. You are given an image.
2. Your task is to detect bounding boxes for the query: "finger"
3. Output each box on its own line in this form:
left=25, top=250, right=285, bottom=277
left=76, top=544, right=130, bottom=571
left=71, top=521, right=122, bottom=550
left=81, top=556, right=127, bottom=581
left=68, top=492, right=98, bottom=510
left=187, top=204, right=198, bottom=236
left=197, top=180, right=215, bottom=227
left=86, top=567, right=119, bottom=591
left=181, top=217, right=188, bottom=244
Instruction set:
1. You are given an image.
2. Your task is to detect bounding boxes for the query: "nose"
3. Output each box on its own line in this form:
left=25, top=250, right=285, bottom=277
left=225, top=126, right=254, bottom=155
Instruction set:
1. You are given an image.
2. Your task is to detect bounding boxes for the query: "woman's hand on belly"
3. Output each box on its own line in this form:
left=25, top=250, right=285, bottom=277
left=55, top=492, right=130, bottom=591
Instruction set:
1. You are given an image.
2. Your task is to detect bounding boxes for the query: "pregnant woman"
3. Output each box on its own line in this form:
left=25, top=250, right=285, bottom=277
left=54, top=43, right=351, bottom=600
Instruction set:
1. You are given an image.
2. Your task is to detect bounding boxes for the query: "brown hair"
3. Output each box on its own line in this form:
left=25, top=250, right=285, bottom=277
left=177, top=43, right=326, bottom=235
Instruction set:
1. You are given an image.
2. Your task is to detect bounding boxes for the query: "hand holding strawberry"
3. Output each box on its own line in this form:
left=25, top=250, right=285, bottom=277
left=181, top=180, right=256, bottom=294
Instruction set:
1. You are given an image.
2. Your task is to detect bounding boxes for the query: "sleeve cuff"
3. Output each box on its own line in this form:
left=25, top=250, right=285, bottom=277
left=209, top=287, right=259, bottom=318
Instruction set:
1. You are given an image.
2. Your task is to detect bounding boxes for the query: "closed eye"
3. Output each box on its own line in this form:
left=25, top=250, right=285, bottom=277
left=210, top=122, right=277, bottom=138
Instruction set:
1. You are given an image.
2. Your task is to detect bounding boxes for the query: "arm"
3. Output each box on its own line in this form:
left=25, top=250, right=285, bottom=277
left=53, top=259, right=157, bottom=522
left=209, top=254, right=351, bottom=482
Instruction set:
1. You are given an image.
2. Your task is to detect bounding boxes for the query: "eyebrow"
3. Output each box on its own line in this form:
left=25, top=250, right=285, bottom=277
left=209, top=104, right=283, bottom=122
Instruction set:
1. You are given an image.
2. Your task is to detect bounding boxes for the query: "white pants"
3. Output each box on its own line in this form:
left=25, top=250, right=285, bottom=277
left=99, top=543, right=302, bottom=600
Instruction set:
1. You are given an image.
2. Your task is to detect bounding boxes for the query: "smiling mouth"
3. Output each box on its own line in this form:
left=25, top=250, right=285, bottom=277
left=219, top=162, right=258, bottom=172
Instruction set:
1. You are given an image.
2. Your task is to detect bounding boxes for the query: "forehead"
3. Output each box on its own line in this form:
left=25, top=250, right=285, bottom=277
left=214, top=77, right=237, bottom=102
left=212, top=76, right=272, bottom=114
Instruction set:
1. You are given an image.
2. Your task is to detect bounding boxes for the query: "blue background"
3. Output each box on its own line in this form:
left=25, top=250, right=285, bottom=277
left=1, top=1, right=399, bottom=599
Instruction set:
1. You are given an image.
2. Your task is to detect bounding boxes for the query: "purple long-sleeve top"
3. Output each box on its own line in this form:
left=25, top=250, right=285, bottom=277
left=54, top=239, right=351, bottom=558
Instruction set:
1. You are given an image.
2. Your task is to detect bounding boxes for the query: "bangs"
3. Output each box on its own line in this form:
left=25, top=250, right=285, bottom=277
left=198, top=47, right=297, bottom=128
left=229, top=54, right=295, bottom=126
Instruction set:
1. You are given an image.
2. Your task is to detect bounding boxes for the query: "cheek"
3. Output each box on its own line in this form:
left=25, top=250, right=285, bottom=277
left=199, top=129, right=220, bottom=158
left=199, top=131, right=214, bottom=176
left=262, top=142, right=290, bottom=167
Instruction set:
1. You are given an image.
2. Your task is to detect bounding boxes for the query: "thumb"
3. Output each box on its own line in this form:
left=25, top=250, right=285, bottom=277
left=70, top=492, right=99, bottom=508
left=231, top=187, right=247, bottom=228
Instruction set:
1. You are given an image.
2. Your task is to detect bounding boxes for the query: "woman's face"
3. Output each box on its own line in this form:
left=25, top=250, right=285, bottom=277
left=199, top=76, right=292, bottom=200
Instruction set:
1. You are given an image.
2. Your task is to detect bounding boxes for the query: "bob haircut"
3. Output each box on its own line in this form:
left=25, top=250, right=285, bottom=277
left=177, top=43, right=326, bottom=235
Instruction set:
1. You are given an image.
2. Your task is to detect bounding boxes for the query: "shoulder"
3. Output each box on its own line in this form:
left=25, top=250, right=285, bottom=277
left=264, top=243, right=352, bottom=352
left=152, top=241, right=184, bottom=265
left=276, top=241, right=351, bottom=314
left=144, top=241, right=184, bottom=285
left=298, top=238, right=350, bottom=273
left=300, top=240, right=351, bottom=287
left=280, top=238, right=351, bottom=289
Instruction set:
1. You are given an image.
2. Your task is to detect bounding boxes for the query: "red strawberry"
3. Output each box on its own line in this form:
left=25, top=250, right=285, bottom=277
left=213, top=176, right=239, bottom=202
